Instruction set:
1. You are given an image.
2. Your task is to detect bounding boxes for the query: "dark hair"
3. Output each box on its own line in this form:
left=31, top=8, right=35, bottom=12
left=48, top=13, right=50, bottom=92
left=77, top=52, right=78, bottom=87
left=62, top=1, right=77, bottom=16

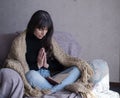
left=26, top=10, right=54, bottom=58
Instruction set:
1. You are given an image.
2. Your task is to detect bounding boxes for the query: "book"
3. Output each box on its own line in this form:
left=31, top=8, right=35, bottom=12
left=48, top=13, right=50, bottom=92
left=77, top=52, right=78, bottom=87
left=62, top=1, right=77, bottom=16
left=46, top=73, right=69, bottom=85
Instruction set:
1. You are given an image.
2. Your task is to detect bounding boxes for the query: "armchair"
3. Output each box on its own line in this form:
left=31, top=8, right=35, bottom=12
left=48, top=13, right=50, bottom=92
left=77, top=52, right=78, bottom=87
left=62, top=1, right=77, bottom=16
left=0, top=31, right=119, bottom=98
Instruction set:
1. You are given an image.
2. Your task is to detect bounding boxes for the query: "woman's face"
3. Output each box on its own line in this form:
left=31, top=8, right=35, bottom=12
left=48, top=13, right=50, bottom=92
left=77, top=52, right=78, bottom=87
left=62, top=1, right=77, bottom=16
left=34, top=27, right=48, bottom=39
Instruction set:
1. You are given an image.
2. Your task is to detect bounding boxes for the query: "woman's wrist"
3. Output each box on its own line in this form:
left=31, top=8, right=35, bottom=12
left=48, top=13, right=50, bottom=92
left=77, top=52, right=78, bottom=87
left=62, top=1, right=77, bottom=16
left=44, top=63, right=49, bottom=68
left=37, top=63, right=42, bottom=69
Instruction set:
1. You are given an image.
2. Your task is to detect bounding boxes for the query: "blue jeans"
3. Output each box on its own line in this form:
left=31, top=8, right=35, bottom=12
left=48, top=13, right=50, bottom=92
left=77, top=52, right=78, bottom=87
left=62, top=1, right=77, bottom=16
left=25, top=66, right=80, bottom=93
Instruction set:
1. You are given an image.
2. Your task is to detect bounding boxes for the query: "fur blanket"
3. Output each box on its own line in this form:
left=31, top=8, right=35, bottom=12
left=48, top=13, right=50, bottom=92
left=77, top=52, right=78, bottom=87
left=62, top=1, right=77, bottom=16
left=4, top=31, right=95, bottom=98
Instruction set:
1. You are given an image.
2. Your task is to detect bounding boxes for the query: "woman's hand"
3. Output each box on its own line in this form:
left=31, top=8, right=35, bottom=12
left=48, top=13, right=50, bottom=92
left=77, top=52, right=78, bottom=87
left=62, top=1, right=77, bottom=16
left=37, top=48, right=49, bottom=69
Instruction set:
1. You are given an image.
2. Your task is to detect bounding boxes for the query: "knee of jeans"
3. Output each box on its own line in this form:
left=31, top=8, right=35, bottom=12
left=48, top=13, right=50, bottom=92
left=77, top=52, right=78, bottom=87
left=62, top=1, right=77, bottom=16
left=72, top=66, right=79, bottom=70
left=25, top=70, right=39, bottom=82
left=72, top=66, right=81, bottom=74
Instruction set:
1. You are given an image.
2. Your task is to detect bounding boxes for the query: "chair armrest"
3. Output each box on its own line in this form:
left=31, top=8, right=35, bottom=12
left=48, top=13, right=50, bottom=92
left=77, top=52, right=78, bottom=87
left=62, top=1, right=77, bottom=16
left=88, top=59, right=110, bottom=92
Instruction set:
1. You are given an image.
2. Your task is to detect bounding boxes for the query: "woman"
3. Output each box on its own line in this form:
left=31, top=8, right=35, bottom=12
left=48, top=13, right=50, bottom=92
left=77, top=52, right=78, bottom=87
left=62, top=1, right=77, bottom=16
left=4, top=10, right=94, bottom=97
left=25, top=10, right=81, bottom=93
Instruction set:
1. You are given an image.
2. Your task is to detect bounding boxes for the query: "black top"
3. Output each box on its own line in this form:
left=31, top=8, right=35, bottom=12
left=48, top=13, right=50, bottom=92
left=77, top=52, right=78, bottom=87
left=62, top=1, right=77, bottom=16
left=25, top=33, right=65, bottom=76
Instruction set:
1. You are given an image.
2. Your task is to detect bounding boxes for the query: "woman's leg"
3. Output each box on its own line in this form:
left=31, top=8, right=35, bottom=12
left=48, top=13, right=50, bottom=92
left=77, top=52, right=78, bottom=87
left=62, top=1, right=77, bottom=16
left=51, top=66, right=80, bottom=93
left=25, top=70, right=53, bottom=90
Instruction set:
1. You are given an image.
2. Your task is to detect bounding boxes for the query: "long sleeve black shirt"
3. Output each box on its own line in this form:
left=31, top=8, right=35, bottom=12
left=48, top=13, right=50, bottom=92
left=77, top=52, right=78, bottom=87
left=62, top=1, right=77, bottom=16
left=25, top=33, right=65, bottom=76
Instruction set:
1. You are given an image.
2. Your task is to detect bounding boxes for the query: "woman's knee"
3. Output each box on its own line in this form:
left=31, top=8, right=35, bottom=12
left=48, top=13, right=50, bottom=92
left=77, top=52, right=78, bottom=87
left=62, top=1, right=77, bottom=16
left=25, top=70, right=40, bottom=82
left=68, top=66, right=81, bottom=78
left=71, top=66, right=80, bottom=73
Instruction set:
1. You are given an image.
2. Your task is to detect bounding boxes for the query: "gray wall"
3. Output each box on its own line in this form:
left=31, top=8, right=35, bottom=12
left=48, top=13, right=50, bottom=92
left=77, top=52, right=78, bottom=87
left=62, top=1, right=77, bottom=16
left=0, top=0, right=120, bottom=82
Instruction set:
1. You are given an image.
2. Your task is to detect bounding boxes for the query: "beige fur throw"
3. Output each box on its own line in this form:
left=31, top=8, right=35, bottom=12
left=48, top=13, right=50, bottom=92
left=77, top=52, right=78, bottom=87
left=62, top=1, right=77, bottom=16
left=4, top=31, right=96, bottom=98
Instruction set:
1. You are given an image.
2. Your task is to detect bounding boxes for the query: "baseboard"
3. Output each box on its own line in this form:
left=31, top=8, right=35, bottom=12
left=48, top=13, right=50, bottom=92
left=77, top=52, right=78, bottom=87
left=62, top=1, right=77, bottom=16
left=110, top=82, right=120, bottom=87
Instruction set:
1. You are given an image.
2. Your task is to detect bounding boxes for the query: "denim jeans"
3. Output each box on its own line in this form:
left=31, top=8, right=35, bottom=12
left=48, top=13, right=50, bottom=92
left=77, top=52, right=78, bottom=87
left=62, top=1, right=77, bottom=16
left=25, top=66, right=80, bottom=93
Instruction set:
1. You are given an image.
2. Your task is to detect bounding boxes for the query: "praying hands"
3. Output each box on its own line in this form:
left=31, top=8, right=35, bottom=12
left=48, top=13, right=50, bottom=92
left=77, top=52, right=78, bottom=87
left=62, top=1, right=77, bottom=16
left=37, top=48, right=49, bottom=69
